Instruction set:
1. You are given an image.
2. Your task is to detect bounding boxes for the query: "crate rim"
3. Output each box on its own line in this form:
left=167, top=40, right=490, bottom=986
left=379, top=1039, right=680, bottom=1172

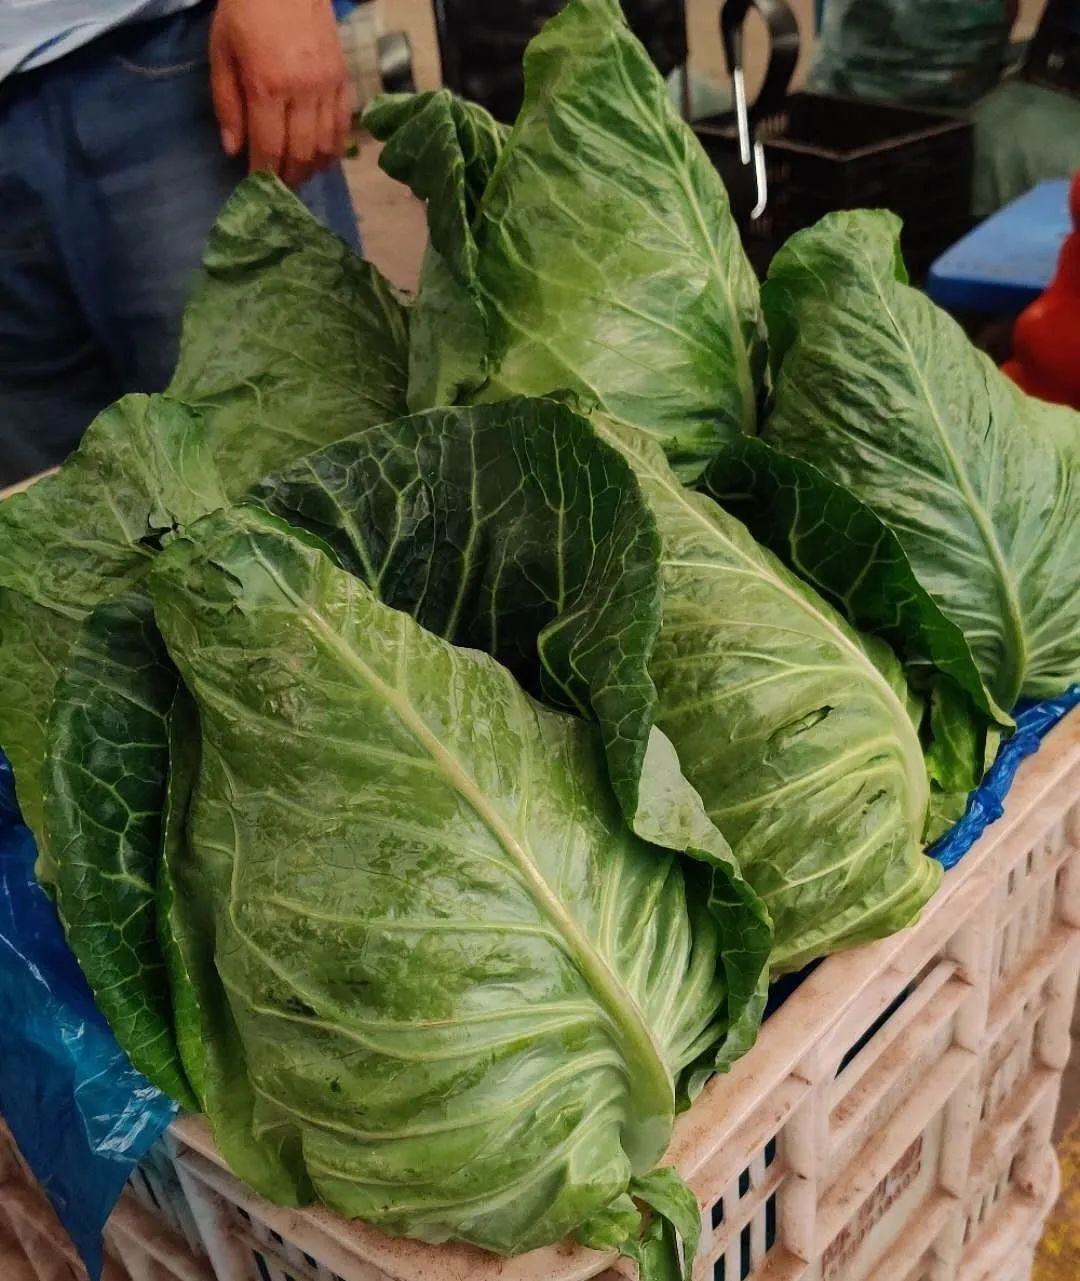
left=692, top=90, right=972, bottom=165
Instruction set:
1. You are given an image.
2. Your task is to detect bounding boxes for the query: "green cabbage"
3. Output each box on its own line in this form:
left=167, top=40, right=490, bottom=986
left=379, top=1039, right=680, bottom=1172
left=758, top=210, right=1080, bottom=711
left=151, top=503, right=719, bottom=1262
left=599, top=423, right=938, bottom=972
left=365, top=0, right=766, bottom=479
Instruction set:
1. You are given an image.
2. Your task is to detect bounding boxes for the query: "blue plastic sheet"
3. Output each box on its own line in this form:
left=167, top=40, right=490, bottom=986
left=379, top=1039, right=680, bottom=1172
left=0, top=755, right=176, bottom=1280
left=929, top=685, right=1080, bottom=870
left=0, top=694, right=1075, bottom=1277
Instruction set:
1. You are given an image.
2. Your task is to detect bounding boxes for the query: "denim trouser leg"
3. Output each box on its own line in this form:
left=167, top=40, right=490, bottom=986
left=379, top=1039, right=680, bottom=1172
left=0, top=2, right=361, bottom=487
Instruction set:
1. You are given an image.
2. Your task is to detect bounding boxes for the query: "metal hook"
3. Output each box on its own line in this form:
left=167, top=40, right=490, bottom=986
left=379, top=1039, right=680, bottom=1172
left=721, top=0, right=799, bottom=220
left=723, top=1, right=769, bottom=219
left=751, top=141, right=768, bottom=220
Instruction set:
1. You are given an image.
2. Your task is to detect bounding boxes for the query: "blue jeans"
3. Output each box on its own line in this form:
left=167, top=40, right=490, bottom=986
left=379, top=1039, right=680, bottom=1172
left=0, top=2, right=361, bottom=486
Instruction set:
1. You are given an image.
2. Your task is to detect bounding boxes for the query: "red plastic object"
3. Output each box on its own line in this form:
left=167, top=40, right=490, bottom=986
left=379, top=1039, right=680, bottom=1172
left=1002, top=171, right=1080, bottom=410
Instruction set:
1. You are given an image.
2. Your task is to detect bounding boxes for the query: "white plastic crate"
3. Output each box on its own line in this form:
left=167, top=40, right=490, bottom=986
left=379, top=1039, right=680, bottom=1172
left=3, top=713, right=1078, bottom=1281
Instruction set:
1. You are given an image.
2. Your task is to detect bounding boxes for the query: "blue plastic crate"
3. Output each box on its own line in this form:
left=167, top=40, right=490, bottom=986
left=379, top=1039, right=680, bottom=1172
left=927, top=178, right=1071, bottom=313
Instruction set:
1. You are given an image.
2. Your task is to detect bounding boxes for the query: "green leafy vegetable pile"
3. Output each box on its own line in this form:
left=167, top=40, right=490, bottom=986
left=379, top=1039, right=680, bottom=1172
left=1, top=0, right=1076, bottom=1276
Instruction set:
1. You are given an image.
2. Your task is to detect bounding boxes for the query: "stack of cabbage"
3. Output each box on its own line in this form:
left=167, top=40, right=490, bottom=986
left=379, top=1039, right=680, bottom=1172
left=0, top=1, right=1076, bottom=1275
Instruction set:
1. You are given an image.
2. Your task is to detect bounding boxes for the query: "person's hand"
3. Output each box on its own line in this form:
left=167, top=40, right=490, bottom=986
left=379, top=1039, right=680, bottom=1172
left=210, top=0, right=353, bottom=188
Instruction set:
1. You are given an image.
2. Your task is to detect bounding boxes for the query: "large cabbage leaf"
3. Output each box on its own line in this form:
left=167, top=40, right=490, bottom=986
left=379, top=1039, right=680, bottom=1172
left=250, top=399, right=664, bottom=811
left=702, top=436, right=1014, bottom=834
left=0, top=396, right=225, bottom=618
left=169, top=173, right=410, bottom=492
left=150, top=503, right=725, bottom=1263
left=703, top=437, right=1009, bottom=725
left=760, top=209, right=1080, bottom=709
left=0, top=173, right=410, bottom=876
left=365, top=0, right=766, bottom=478
left=363, top=91, right=506, bottom=407
left=598, top=422, right=939, bottom=972
left=250, top=397, right=770, bottom=1068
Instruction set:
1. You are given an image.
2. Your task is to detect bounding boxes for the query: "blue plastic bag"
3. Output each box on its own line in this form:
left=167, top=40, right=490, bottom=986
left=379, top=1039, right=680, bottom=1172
left=929, top=685, right=1080, bottom=870
left=0, top=755, right=176, bottom=1280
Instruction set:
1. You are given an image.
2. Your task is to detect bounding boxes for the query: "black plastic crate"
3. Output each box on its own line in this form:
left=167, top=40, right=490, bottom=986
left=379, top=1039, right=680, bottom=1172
left=693, top=92, right=974, bottom=279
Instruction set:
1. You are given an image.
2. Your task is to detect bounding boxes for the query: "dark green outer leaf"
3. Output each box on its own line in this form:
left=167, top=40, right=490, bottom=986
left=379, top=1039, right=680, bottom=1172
left=150, top=504, right=726, bottom=1253
left=761, top=209, right=1080, bottom=708
left=627, top=1167, right=702, bottom=1281
left=702, top=435, right=1012, bottom=838
left=250, top=398, right=771, bottom=1072
left=582, top=1166, right=700, bottom=1281
left=0, top=395, right=226, bottom=871
left=169, top=172, right=410, bottom=493
left=2, top=176, right=409, bottom=872
left=923, top=675, right=985, bottom=843
left=41, top=590, right=195, bottom=1108
left=406, top=248, right=490, bottom=412
left=250, top=398, right=661, bottom=816
left=0, top=395, right=226, bottom=619
left=419, top=0, right=765, bottom=478
left=157, top=684, right=207, bottom=1105
left=0, top=591, right=78, bottom=861
left=364, top=91, right=506, bottom=281
left=601, top=421, right=940, bottom=973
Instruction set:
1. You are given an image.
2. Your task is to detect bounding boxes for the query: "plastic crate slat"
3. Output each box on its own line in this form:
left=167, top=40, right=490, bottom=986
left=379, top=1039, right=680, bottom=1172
left=987, top=918, right=1080, bottom=1036
left=956, top=1146, right=1060, bottom=1281
left=697, top=1163, right=784, bottom=1273
left=969, top=1066, right=1060, bottom=1179
left=681, top=1075, right=807, bottom=1211
left=829, top=975, right=970, bottom=1172
left=861, top=1190, right=957, bottom=1281
left=830, top=964, right=963, bottom=1119
left=106, top=1196, right=214, bottom=1281
left=817, top=1044, right=976, bottom=1247
left=173, top=1147, right=608, bottom=1281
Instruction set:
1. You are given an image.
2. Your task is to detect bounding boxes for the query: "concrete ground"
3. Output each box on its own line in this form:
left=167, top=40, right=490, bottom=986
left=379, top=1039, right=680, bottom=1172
left=1036, top=1108, right=1080, bottom=1280
left=346, top=139, right=425, bottom=293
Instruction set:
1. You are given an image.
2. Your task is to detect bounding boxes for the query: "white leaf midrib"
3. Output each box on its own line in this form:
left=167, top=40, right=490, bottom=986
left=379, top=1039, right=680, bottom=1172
left=864, top=266, right=1028, bottom=706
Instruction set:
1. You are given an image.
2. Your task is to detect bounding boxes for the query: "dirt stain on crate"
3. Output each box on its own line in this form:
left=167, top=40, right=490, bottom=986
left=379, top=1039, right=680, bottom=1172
left=822, top=1137, right=924, bottom=1281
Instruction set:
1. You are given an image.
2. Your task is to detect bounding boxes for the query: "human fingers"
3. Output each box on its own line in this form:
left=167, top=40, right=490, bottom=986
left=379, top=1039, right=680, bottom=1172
left=247, top=92, right=287, bottom=177
left=283, top=93, right=320, bottom=187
